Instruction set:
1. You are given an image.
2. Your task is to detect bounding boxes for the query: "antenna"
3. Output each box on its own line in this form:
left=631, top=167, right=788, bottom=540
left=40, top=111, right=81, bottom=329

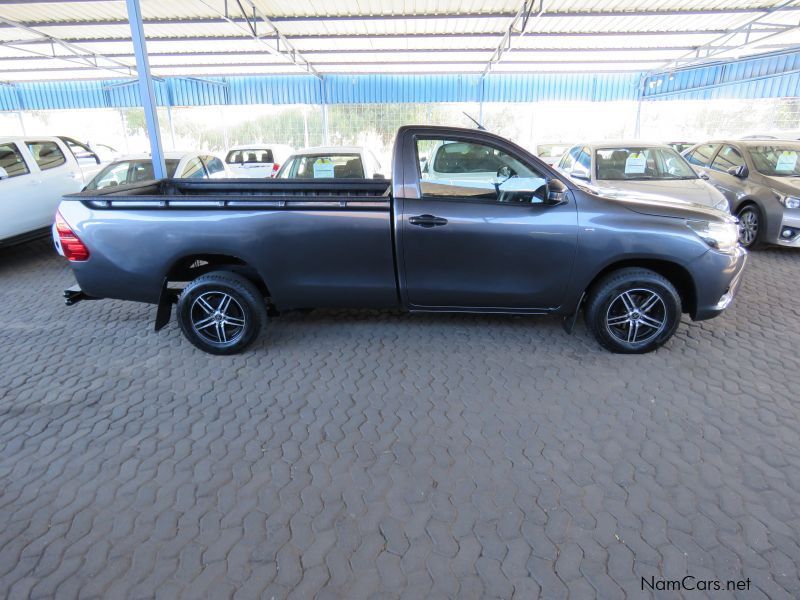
left=463, top=112, right=486, bottom=131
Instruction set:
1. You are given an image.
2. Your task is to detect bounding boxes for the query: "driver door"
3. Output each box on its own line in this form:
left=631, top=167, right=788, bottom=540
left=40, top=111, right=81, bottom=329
left=400, top=136, right=578, bottom=310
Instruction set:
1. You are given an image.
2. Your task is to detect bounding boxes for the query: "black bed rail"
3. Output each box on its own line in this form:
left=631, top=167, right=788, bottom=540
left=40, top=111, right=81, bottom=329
left=64, top=178, right=392, bottom=210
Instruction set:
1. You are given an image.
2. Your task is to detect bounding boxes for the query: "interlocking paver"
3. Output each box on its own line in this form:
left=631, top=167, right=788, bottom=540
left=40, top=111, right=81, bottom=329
left=1, top=238, right=800, bottom=597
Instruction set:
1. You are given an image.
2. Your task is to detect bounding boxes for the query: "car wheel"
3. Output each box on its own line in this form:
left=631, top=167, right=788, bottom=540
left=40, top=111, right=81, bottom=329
left=177, top=270, right=267, bottom=355
left=736, top=204, right=761, bottom=248
left=584, top=268, right=681, bottom=354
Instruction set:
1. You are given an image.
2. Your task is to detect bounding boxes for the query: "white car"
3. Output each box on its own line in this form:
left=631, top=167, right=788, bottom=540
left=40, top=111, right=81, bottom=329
left=84, top=151, right=229, bottom=191
left=225, top=144, right=293, bottom=178
left=277, top=146, right=386, bottom=179
left=0, top=136, right=105, bottom=246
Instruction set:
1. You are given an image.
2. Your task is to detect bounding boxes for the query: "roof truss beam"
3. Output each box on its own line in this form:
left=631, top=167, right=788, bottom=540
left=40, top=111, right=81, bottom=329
left=483, top=0, right=547, bottom=77
left=658, top=0, right=800, bottom=71
left=195, top=0, right=320, bottom=78
left=0, top=28, right=748, bottom=47
left=0, top=15, right=135, bottom=77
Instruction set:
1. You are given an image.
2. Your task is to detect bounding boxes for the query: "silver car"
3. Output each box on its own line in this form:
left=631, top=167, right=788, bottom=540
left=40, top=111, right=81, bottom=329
left=684, top=140, right=800, bottom=248
left=557, top=142, right=730, bottom=213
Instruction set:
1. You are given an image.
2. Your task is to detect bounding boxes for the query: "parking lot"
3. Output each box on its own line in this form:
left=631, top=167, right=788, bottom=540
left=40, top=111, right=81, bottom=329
left=0, top=237, right=799, bottom=598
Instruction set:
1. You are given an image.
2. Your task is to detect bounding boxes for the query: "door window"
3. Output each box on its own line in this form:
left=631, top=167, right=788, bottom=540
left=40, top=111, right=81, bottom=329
left=558, top=146, right=581, bottom=171
left=685, top=143, right=718, bottom=167
left=181, top=157, right=207, bottom=179
left=60, top=137, right=100, bottom=164
left=26, top=141, right=66, bottom=171
left=203, top=156, right=226, bottom=175
left=0, top=143, right=30, bottom=178
left=710, top=145, right=744, bottom=172
left=416, top=138, right=548, bottom=204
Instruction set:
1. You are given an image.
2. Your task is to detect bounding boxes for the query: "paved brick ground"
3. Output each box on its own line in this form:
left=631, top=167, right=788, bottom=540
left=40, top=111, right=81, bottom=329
left=1, top=238, right=799, bottom=599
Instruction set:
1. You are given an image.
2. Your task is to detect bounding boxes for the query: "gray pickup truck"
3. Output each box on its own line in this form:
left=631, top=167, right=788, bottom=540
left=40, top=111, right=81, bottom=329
left=55, top=125, right=746, bottom=355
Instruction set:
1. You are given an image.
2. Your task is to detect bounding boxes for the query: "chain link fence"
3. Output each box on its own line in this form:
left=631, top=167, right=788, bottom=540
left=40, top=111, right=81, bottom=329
left=3, top=97, right=799, bottom=168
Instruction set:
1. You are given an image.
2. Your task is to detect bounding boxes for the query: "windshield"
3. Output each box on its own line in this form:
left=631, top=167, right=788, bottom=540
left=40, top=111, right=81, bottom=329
left=278, top=153, right=364, bottom=178
left=748, top=145, right=800, bottom=177
left=537, top=144, right=570, bottom=159
left=595, top=147, right=696, bottom=181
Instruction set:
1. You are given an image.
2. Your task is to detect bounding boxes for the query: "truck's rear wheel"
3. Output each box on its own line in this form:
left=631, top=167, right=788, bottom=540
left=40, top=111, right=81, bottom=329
left=177, top=271, right=266, bottom=355
left=584, top=268, right=681, bottom=354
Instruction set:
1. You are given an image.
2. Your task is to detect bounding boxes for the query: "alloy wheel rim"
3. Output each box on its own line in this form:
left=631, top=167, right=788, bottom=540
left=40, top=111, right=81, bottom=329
left=738, top=209, right=758, bottom=246
left=605, top=288, right=667, bottom=345
left=190, top=291, right=246, bottom=345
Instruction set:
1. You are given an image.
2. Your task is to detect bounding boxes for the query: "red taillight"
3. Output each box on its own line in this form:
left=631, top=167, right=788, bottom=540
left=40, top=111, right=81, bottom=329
left=55, top=211, right=90, bottom=261
left=271, top=163, right=280, bottom=177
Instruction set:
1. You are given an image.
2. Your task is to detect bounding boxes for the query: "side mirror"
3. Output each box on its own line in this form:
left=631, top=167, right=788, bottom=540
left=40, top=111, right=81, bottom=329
left=727, top=164, right=748, bottom=178
left=570, top=168, right=590, bottom=181
left=0, top=166, right=8, bottom=180
left=546, top=178, right=569, bottom=205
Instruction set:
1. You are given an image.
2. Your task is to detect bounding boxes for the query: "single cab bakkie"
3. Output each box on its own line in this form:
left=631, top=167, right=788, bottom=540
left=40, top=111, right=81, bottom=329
left=55, top=126, right=746, bottom=354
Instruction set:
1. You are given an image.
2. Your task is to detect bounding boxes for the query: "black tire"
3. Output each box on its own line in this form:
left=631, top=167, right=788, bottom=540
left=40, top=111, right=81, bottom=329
left=736, top=203, right=762, bottom=249
left=584, top=268, right=681, bottom=354
left=177, top=270, right=267, bottom=355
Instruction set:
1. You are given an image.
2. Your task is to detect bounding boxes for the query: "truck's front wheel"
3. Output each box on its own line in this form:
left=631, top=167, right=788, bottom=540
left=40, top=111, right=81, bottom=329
left=584, top=268, right=681, bottom=354
left=177, top=271, right=267, bottom=355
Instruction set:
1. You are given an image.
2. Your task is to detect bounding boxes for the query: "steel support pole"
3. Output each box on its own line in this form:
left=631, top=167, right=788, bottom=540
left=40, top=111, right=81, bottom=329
left=634, top=75, right=645, bottom=138
left=15, top=111, right=25, bottom=135
left=125, top=0, right=166, bottom=178
left=321, top=103, right=329, bottom=146
left=320, top=77, right=329, bottom=146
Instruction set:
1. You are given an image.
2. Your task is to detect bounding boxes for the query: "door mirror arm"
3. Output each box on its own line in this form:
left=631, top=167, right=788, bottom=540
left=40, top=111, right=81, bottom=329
left=570, top=169, right=590, bottom=182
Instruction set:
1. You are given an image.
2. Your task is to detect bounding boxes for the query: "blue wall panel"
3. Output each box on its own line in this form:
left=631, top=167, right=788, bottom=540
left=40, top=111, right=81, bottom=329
left=1, top=50, right=798, bottom=112
left=228, top=75, right=321, bottom=105
left=644, top=50, right=800, bottom=100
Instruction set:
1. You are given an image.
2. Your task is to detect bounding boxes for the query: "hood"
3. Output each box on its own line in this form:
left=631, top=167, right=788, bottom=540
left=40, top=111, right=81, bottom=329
left=589, top=178, right=726, bottom=209
left=576, top=182, right=734, bottom=222
left=761, top=175, right=800, bottom=196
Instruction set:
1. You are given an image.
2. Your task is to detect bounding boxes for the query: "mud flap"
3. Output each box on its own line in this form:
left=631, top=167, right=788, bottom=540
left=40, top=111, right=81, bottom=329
left=154, top=281, right=177, bottom=332
left=561, top=292, right=585, bottom=334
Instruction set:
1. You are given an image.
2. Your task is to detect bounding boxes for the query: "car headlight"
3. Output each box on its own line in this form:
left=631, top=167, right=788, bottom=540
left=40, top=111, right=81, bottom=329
left=686, top=219, right=739, bottom=253
left=779, top=195, right=800, bottom=209
left=714, top=198, right=730, bottom=212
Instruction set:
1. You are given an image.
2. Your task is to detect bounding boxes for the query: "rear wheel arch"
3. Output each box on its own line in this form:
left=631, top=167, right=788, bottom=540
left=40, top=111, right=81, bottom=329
left=583, top=259, right=696, bottom=318
left=165, top=253, right=270, bottom=297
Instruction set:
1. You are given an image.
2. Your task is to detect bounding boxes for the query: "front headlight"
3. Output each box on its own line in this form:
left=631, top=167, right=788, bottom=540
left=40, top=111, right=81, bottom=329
left=686, top=220, right=739, bottom=253
left=779, top=195, right=800, bottom=209
left=714, top=198, right=730, bottom=213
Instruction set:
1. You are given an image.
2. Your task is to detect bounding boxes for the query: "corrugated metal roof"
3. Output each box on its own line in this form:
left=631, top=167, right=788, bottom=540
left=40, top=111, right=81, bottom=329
left=1, top=0, right=799, bottom=80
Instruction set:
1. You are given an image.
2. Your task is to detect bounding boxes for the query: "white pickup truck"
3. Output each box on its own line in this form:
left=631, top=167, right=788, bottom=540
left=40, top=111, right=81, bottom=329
left=0, top=136, right=104, bottom=246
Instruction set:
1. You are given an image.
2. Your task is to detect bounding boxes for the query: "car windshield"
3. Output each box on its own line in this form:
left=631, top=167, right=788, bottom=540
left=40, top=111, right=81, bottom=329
left=748, top=145, right=800, bottom=177
left=537, top=144, right=570, bottom=158
left=85, top=159, right=180, bottom=190
left=279, top=153, right=365, bottom=178
left=595, top=147, right=696, bottom=181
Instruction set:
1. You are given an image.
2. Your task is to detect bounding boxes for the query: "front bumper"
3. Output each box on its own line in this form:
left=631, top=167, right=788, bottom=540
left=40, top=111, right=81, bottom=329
left=691, top=246, right=747, bottom=321
left=771, top=210, right=800, bottom=247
